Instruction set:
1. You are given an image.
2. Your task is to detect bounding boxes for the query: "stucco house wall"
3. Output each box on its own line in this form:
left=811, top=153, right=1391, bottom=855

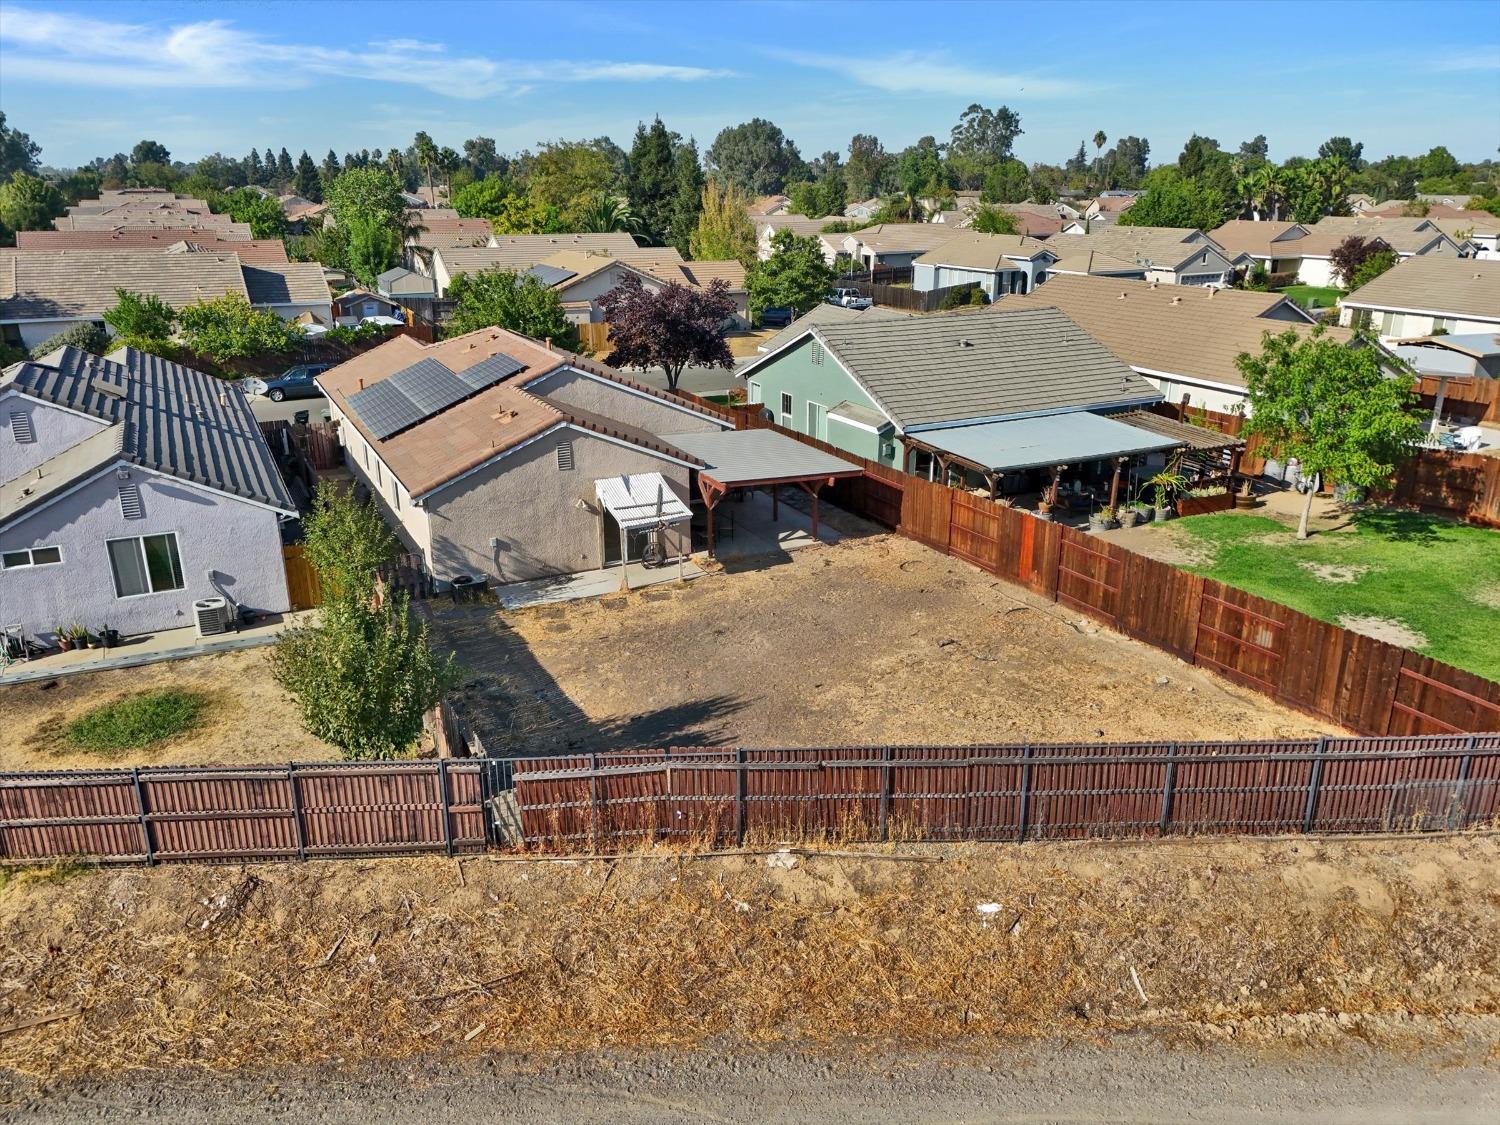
left=422, top=427, right=694, bottom=584
left=327, top=405, right=434, bottom=561
left=524, top=368, right=728, bottom=437
left=3, top=318, right=101, bottom=352
left=1, top=395, right=109, bottom=483
left=0, top=468, right=288, bottom=643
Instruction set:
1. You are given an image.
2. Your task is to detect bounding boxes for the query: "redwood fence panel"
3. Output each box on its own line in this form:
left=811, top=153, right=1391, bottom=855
left=0, top=761, right=486, bottom=864
left=723, top=415, right=1498, bottom=736
left=508, top=736, right=1500, bottom=849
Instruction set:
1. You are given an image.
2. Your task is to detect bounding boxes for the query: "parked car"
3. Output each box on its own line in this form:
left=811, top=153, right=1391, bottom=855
left=245, top=363, right=334, bottom=402
left=759, top=307, right=794, bottom=328
left=826, top=287, right=873, bottom=310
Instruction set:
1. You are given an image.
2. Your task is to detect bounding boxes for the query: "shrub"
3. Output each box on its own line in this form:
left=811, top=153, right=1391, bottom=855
left=178, top=293, right=301, bottom=363
left=29, top=322, right=109, bottom=359
left=939, top=283, right=983, bottom=310
left=968, top=285, right=990, bottom=306
left=64, top=690, right=206, bottom=753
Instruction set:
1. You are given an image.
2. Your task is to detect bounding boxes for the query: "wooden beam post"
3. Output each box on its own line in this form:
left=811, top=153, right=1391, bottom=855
left=1049, top=465, right=1063, bottom=506
left=771, top=484, right=778, bottom=522
left=1108, top=458, right=1124, bottom=510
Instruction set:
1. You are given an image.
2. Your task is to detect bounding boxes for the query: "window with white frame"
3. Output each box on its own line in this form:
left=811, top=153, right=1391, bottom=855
left=1433, top=317, right=1457, bottom=334
left=779, top=392, right=793, bottom=427
left=2, top=545, right=62, bottom=569
left=106, top=533, right=184, bottom=598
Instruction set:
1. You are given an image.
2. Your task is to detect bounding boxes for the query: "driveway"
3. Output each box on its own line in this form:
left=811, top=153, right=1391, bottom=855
left=248, top=392, right=329, bottom=424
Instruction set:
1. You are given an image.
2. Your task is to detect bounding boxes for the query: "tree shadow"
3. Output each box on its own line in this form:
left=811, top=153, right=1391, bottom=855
left=1351, top=507, right=1447, bottom=545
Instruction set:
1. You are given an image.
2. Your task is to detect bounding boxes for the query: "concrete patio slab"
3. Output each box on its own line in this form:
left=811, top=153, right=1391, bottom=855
left=494, top=560, right=707, bottom=610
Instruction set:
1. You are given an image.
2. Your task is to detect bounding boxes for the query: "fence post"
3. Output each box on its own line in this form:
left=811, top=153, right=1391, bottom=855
left=287, top=764, right=307, bottom=861
left=1455, top=733, right=1477, bottom=827
left=878, top=746, right=893, bottom=842
left=1017, top=745, right=1035, bottom=843
left=130, top=768, right=155, bottom=866
left=735, top=747, right=746, bottom=846
left=1302, top=736, right=1329, bottom=834
left=589, top=752, right=601, bottom=851
left=437, top=760, right=455, bottom=857
left=1159, top=743, right=1178, bottom=836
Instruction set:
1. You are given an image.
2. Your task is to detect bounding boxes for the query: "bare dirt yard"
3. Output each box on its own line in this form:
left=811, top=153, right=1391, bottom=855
left=0, top=648, right=337, bottom=771
left=430, top=531, right=1335, bottom=758
left=2, top=834, right=1497, bottom=1117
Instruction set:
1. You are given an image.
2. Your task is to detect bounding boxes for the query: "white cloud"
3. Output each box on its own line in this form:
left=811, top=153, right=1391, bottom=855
left=769, top=48, right=1092, bottom=99
left=0, top=6, right=733, bottom=99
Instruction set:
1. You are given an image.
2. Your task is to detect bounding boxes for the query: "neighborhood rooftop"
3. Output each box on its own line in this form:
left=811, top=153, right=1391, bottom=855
left=1341, top=256, right=1500, bottom=321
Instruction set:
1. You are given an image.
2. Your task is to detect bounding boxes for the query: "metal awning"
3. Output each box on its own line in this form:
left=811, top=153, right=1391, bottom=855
left=594, top=473, right=692, bottom=531
left=660, top=428, right=863, bottom=489
left=912, top=411, right=1181, bottom=473
left=1102, top=409, right=1244, bottom=453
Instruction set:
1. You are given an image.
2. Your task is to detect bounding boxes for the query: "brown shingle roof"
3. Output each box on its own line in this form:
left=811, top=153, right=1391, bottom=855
left=1003, top=275, right=1347, bottom=390
left=1340, top=256, right=1500, bottom=322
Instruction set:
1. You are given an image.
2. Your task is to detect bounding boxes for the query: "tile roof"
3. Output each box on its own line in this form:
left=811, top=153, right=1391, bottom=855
left=318, top=327, right=709, bottom=496
left=1207, top=220, right=1314, bottom=258
left=1306, top=216, right=1456, bottom=255
left=1048, top=226, right=1231, bottom=271
left=54, top=214, right=253, bottom=237
left=15, top=228, right=257, bottom=250
left=811, top=305, right=1161, bottom=429
left=435, top=233, right=640, bottom=275
left=409, top=216, right=497, bottom=247
left=1045, top=248, right=1148, bottom=276
left=0, top=249, right=249, bottom=320
left=0, top=345, right=294, bottom=521
left=756, top=303, right=911, bottom=354
left=913, top=231, right=1057, bottom=269
left=843, top=223, right=962, bottom=255
left=1340, top=256, right=1500, bottom=322
left=1002, top=275, right=1347, bottom=390
left=754, top=214, right=834, bottom=238
left=241, top=261, right=332, bottom=306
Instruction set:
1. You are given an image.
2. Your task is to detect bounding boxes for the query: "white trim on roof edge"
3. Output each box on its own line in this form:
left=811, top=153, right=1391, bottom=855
left=904, top=394, right=1166, bottom=434
left=527, top=364, right=733, bottom=428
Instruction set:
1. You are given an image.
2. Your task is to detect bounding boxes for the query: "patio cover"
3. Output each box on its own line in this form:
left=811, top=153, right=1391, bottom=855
left=914, top=411, right=1180, bottom=474
left=593, top=472, right=692, bottom=531
left=659, top=428, right=863, bottom=489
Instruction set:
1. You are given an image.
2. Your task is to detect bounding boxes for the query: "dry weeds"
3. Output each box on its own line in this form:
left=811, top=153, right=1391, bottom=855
left=2, top=835, right=1496, bottom=1080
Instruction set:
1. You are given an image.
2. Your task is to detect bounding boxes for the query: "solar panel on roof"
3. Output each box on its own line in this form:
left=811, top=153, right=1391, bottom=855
left=525, top=263, right=578, bottom=287
left=348, top=379, right=425, bottom=440
left=455, top=352, right=525, bottom=390
left=387, top=358, right=472, bottom=415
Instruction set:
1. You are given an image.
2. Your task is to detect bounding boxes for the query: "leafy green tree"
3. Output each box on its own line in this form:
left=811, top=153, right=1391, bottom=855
left=970, top=205, right=1021, bottom=235
left=668, top=138, right=705, bottom=258
left=706, top=118, right=806, bottom=196
left=345, top=212, right=402, bottom=286
left=1118, top=169, right=1226, bottom=229
left=224, top=187, right=288, bottom=239
left=1317, top=136, right=1363, bottom=170
left=446, top=268, right=574, bottom=342
left=528, top=141, right=616, bottom=222
left=320, top=149, right=342, bottom=185
left=276, top=147, right=294, bottom=184
left=947, top=103, right=1023, bottom=188
left=28, top=321, right=109, bottom=359
left=1328, top=235, right=1387, bottom=287
left=326, top=166, right=407, bottom=224
left=1417, top=146, right=1460, bottom=182
left=271, top=484, right=457, bottom=760
left=0, top=112, right=42, bottom=181
left=626, top=116, right=677, bottom=245
left=844, top=133, right=890, bottom=201
left=288, top=221, right=349, bottom=270
left=1350, top=248, right=1398, bottom=290
left=462, top=136, right=503, bottom=177
left=126, top=161, right=179, bottom=190
left=294, top=151, right=322, bottom=202
left=0, top=172, right=65, bottom=232
left=177, top=293, right=300, bottom=363
left=746, top=228, right=835, bottom=320
left=980, top=159, right=1029, bottom=203
left=103, top=288, right=178, bottom=348
left=130, top=139, right=170, bottom=166
left=1238, top=328, right=1422, bottom=538
left=451, top=177, right=514, bottom=219
left=55, top=168, right=102, bottom=206
left=488, top=195, right=567, bottom=235
left=690, top=179, right=756, bottom=263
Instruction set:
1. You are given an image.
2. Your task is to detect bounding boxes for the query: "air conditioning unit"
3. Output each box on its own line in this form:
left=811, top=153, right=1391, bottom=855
left=193, top=597, right=232, bottom=637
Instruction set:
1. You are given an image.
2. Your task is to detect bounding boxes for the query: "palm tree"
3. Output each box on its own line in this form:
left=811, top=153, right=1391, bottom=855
left=576, top=192, right=641, bottom=236
left=1240, top=165, right=1271, bottom=220
left=436, top=147, right=462, bottom=200
left=412, top=132, right=439, bottom=206
left=1092, top=131, right=1107, bottom=192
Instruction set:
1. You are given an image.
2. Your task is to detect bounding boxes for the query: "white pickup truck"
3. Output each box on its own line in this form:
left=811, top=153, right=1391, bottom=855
left=826, top=287, right=874, bottom=310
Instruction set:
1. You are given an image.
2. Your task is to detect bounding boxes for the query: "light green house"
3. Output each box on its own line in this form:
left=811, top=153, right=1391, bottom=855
left=737, top=304, right=1171, bottom=484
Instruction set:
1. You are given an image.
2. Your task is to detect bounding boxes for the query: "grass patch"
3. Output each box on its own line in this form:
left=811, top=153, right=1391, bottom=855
left=0, top=858, right=94, bottom=897
left=63, top=690, right=207, bottom=754
left=1274, top=284, right=1344, bottom=310
left=1162, top=509, right=1500, bottom=679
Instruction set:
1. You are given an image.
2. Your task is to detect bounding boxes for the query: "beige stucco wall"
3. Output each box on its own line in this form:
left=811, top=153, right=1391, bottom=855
left=526, top=368, right=728, bottom=436
left=327, top=404, right=434, bottom=560
left=424, top=426, right=693, bottom=584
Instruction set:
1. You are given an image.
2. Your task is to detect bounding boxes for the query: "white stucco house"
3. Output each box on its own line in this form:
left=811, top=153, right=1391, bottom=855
left=1339, top=257, right=1500, bottom=340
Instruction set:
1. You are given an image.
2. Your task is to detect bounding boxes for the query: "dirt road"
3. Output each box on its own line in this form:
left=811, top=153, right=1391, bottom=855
left=8, top=1037, right=1498, bottom=1123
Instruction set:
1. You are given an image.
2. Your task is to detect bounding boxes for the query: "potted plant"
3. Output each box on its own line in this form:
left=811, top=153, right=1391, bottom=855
left=1234, top=478, right=1257, bottom=509
left=1036, top=497, right=1054, bottom=521
left=1118, top=504, right=1141, bottom=529
left=55, top=625, right=74, bottom=653
left=71, top=624, right=92, bottom=650
left=1089, top=505, right=1118, bottom=532
left=1146, top=467, right=1186, bottom=522
left=98, top=624, right=119, bottom=650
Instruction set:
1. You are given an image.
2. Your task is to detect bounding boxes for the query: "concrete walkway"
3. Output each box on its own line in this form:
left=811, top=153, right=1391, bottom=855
left=0, top=613, right=306, bottom=685
left=494, top=559, right=707, bottom=610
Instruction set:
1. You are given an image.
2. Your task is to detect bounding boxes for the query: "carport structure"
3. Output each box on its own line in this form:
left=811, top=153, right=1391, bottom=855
left=661, top=428, right=864, bottom=557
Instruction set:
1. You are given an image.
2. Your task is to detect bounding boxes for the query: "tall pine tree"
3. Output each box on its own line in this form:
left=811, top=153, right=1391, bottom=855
left=668, top=138, right=705, bottom=259
left=262, top=148, right=278, bottom=184
left=246, top=149, right=264, bottom=185
left=276, top=147, right=294, bottom=184
left=625, top=117, right=677, bottom=246
left=321, top=149, right=342, bottom=185
left=295, top=151, right=323, bottom=202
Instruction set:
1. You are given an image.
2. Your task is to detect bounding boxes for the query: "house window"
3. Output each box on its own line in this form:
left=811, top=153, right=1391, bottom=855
left=807, top=401, right=827, bottom=440
left=117, top=483, right=144, bottom=520
left=747, top=381, right=762, bottom=404
left=779, top=392, right=793, bottom=428
left=9, top=411, right=35, bottom=443
left=1433, top=317, right=1457, bottom=334
left=2, top=545, right=62, bottom=569
left=556, top=440, right=575, bottom=471
left=107, top=533, right=183, bottom=598
left=1378, top=311, right=1397, bottom=335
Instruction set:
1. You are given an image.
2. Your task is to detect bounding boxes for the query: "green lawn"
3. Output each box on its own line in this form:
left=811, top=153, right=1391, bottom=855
left=64, top=690, right=206, bottom=754
left=1274, top=285, right=1344, bottom=311
left=1159, top=511, right=1500, bottom=680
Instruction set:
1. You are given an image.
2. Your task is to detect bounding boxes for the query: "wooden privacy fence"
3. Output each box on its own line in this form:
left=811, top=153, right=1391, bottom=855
left=282, top=544, right=322, bottom=610
left=1418, top=374, right=1500, bottom=425
left=509, top=736, right=1500, bottom=849
left=1377, top=450, right=1500, bottom=527
left=698, top=406, right=1500, bottom=736
left=0, top=760, right=486, bottom=865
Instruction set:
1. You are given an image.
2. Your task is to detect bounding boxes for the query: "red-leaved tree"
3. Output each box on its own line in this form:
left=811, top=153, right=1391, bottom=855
left=599, top=273, right=735, bottom=392
left=1328, top=235, right=1390, bottom=288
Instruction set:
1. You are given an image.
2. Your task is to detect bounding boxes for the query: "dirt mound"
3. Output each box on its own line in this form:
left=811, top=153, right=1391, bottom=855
left=1338, top=614, right=1429, bottom=649
left=2, top=835, right=1495, bottom=1082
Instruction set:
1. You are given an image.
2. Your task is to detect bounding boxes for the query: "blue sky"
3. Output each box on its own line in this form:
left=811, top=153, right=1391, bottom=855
left=1, top=0, right=1497, bottom=170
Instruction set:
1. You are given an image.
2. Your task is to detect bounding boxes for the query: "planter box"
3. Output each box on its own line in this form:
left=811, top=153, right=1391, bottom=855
left=1177, top=492, right=1236, bottom=517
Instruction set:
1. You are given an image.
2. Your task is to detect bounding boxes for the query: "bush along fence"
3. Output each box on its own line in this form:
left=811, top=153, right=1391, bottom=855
left=5, top=735, right=1497, bottom=863
left=689, top=401, right=1500, bottom=736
